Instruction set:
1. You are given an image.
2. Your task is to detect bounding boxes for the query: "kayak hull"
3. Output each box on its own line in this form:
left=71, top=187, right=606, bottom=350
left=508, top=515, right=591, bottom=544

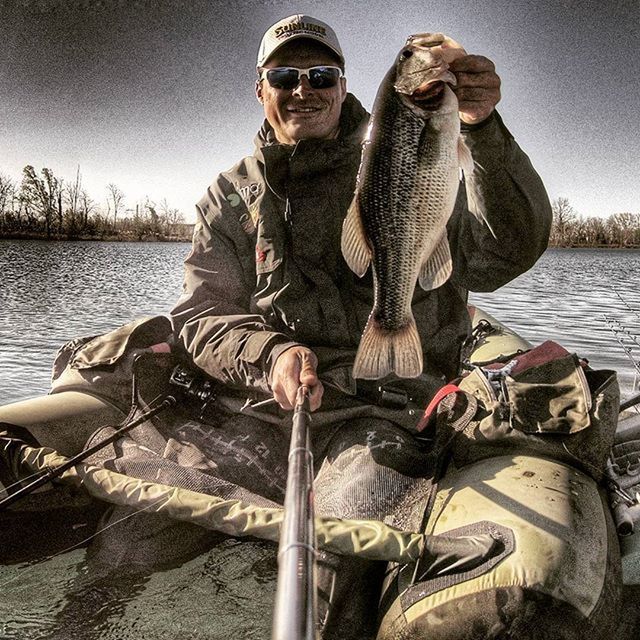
left=0, top=307, right=634, bottom=638
left=377, top=454, right=621, bottom=639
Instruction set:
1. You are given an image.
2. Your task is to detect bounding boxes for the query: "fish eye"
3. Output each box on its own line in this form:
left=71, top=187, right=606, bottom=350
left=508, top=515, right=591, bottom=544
left=400, top=49, right=414, bottom=60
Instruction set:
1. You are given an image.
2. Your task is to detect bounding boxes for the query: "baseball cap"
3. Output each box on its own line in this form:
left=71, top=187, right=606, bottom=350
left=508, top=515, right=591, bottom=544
left=256, top=14, right=345, bottom=68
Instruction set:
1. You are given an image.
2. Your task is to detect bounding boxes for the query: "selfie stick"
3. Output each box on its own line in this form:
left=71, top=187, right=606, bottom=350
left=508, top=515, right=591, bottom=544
left=272, top=385, right=318, bottom=640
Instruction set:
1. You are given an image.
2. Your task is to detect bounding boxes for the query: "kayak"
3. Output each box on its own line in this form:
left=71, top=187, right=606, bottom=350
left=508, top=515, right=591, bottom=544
left=1, top=307, right=639, bottom=639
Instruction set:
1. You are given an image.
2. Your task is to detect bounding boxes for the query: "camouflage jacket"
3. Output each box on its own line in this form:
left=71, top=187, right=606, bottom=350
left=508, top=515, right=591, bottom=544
left=170, top=94, right=552, bottom=416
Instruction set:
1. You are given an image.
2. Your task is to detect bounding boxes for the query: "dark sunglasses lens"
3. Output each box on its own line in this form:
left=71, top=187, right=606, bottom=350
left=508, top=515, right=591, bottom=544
left=266, top=68, right=300, bottom=90
left=308, top=67, right=341, bottom=89
left=266, top=67, right=341, bottom=90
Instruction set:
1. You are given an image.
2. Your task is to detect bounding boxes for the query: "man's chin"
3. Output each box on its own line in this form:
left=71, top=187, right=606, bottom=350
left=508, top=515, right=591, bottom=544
left=283, top=122, right=334, bottom=143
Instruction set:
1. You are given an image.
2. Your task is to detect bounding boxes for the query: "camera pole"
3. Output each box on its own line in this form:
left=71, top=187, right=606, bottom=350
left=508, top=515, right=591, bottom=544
left=272, top=385, right=318, bottom=640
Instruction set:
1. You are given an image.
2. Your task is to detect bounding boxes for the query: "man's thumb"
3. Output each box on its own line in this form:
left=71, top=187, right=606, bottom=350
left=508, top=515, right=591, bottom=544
left=298, top=350, right=318, bottom=384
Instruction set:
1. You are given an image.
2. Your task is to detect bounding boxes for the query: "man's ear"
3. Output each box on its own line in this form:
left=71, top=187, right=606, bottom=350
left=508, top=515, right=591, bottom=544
left=340, top=76, right=347, bottom=103
left=255, top=80, right=264, bottom=103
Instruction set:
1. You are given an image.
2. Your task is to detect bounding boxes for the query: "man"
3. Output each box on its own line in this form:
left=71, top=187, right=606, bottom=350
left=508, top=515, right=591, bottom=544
left=170, top=14, right=551, bottom=639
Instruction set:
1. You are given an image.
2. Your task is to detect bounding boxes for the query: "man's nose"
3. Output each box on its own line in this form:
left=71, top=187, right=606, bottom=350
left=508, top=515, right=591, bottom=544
left=291, top=74, right=314, bottom=97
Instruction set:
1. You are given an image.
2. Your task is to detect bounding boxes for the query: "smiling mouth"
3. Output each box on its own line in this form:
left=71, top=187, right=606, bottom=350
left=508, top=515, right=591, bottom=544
left=287, top=105, right=323, bottom=114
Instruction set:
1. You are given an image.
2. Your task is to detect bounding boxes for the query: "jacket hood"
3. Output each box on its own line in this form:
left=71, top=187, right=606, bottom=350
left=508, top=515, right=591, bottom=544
left=253, top=93, right=369, bottom=153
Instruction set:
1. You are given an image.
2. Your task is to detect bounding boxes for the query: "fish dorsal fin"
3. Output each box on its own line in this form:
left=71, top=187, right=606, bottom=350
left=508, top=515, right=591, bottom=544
left=418, top=232, right=452, bottom=290
left=341, top=195, right=372, bottom=277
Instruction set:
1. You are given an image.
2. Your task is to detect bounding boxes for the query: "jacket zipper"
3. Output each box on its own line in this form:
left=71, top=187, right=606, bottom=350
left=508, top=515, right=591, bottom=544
left=284, top=141, right=302, bottom=229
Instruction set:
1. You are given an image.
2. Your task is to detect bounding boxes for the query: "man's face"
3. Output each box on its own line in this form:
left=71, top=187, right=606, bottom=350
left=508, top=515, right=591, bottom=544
left=256, top=40, right=347, bottom=145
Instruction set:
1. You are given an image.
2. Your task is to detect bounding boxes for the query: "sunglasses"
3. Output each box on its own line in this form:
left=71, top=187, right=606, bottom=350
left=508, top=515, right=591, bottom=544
left=259, top=66, right=343, bottom=90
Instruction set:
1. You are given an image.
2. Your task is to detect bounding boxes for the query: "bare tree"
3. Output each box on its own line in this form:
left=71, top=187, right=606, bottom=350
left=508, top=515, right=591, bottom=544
left=64, top=165, right=83, bottom=232
left=550, top=197, right=577, bottom=246
left=0, top=173, right=16, bottom=231
left=580, top=216, right=607, bottom=247
left=608, top=212, right=640, bottom=247
left=143, top=197, right=161, bottom=234
left=158, top=197, right=185, bottom=231
left=106, top=183, right=125, bottom=228
left=80, top=189, right=97, bottom=229
left=20, top=165, right=61, bottom=237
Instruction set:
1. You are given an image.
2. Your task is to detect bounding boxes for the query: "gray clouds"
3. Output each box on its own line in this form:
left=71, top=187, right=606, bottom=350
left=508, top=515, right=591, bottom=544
left=1, top=0, right=638, bottom=219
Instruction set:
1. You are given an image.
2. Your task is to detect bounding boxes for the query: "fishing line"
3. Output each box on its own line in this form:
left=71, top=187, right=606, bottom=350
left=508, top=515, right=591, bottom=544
left=603, top=315, right=640, bottom=376
left=611, top=320, right=640, bottom=355
left=1, top=468, right=51, bottom=496
left=0, top=494, right=169, bottom=592
left=612, top=288, right=640, bottom=325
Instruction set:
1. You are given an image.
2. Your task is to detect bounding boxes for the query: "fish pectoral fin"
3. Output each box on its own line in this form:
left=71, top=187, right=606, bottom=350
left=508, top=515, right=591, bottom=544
left=458, top=135, right=474, bottom=177
left=418, top=233, right=452, bottom=290
left=462, top=155, right=498, bottom=240
left=341, top=195, right=372, bottom=277
left=353, top=316, right=423, bottom=380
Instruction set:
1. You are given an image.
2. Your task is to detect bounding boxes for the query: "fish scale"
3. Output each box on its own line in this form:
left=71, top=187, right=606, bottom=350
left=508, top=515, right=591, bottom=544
left=369, top=111, right=423, bottom=330
left=341, top=33, right=486, bottom=380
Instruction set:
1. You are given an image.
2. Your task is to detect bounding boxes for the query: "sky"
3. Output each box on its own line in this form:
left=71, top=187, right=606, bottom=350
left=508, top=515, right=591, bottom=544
left=1, top=0, right=638, bottom=223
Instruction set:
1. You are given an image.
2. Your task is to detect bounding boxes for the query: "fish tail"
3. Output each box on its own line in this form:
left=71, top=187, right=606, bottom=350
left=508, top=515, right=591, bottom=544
left=353, top=315, right=423, bottom=380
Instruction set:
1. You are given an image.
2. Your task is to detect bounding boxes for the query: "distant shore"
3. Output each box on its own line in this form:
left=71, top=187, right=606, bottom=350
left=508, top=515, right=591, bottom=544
left=0, top=231, right=193, bottom=243
left=547, top=243, right=640, bottom=249
left=3, top=234, right=638, bottom=249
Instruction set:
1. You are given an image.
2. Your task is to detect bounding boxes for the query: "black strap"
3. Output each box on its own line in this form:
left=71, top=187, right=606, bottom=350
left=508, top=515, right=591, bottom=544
left=410, top=390, right=479, bottom=585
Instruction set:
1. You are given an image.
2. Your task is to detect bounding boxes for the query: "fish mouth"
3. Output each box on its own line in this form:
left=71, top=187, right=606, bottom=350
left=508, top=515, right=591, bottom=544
left=410, top=80, right=447, bottom=109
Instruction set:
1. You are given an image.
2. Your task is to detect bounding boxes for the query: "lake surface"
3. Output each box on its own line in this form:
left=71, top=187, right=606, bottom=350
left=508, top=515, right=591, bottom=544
left=1, top=240, right=189, bottom=404
left=2, top=240, right=640, bottom=639
left=1, top=241, right=639, bottom=403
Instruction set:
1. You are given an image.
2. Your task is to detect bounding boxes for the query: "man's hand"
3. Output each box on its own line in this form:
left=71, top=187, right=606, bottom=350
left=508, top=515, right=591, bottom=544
left=270, top=346, right=324, bottom=412
left=449, top=55, right=501, bottom=125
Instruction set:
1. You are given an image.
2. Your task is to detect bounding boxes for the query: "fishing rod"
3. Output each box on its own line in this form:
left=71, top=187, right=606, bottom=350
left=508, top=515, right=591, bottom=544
left=620, top=391, right=640, bottom=413
left=0, top=394, right=177, bottom=512
left=272, top=385, right=318, bottom=640
left=0, top=361, right=219, bottom=512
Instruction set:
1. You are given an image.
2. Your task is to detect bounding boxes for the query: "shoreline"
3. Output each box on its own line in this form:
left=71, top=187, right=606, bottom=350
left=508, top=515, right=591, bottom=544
left=4, top=236, right=639, bottom=248
left=0, top=232, right=192, bottom=243
left=547, top=244, right=640, bottom=250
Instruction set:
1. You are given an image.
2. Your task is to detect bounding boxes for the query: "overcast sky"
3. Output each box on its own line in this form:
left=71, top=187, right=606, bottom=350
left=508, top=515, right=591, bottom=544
left=1, top=0, right=638, bottom=222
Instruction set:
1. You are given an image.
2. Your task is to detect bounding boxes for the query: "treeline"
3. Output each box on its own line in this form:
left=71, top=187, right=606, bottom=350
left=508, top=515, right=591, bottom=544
left=550, top=197, right=640, bottom=248
left=0, top=165, right=192, bottom=241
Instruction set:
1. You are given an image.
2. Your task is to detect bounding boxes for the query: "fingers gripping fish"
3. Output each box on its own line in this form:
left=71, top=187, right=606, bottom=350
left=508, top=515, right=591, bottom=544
left=341, top=33, right=491, bottom=380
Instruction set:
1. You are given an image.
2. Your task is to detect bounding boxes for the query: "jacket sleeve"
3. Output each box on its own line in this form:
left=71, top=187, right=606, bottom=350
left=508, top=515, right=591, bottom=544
left=170, top=175, right=298, bottom=392
left=448, top=111, right=552, bottom=292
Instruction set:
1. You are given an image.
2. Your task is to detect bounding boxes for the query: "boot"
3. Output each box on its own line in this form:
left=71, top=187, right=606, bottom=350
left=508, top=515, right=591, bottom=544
left=316, top=550, right=386, bottom=640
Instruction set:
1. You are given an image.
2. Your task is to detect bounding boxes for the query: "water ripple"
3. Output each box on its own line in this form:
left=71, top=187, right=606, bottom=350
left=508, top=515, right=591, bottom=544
left=471, top=247, right=640, bottom=395
left=1, top=242, right=639, bottom=401
left=1, top=239, right=189, bottom=402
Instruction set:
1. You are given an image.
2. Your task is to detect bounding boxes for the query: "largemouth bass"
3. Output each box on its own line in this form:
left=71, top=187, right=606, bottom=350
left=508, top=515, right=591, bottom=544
left=342, top=33, right=487, bottom=380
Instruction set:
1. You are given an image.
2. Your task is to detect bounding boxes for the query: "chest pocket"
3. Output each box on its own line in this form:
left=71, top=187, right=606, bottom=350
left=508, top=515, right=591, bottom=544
left=254, top=199, right=286, bottom=277
left=255, top=241, right=283, bottom=275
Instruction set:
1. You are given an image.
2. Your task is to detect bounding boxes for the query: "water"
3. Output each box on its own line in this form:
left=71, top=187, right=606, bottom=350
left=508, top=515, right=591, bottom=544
left=1, top=241, right=639, bottom=402
left=1, top=498, right=277, bottom=639
left=2, top=241, right=640, bottom=638
left=470, top=247, right=640, bottom=396
left=1, top=240, right=189, bottom=403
